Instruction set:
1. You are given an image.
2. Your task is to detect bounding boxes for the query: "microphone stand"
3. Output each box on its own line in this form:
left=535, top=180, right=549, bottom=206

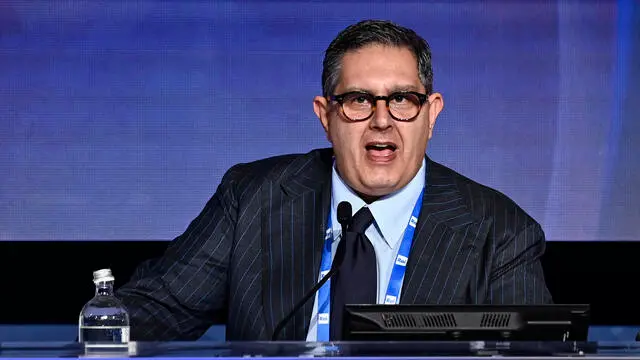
left=271, top=202, right=353, bottom=341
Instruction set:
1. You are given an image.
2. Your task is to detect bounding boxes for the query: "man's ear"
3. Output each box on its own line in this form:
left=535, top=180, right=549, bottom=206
left=426, top=92, right=444, bottom=139
left=314, top=96, right=332, bottom=142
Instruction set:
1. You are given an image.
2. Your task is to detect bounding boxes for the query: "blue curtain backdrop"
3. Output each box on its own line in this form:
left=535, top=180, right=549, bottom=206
left=0, top=3, right=638, bottom=242
left=598, top=0, right=639, bottom=239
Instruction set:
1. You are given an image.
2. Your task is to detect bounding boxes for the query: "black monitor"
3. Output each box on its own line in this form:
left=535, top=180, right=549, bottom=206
left=342, top=304, right=590, bottom=341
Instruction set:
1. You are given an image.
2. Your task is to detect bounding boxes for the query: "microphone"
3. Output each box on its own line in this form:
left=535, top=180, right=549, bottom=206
left=337, top=201, right=352, bottom=236
left=271, top=201, right=353, bottom=340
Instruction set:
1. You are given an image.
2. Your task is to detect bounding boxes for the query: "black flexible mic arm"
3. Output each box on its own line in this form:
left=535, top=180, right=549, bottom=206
left=271, top=201, right=352, bottom=341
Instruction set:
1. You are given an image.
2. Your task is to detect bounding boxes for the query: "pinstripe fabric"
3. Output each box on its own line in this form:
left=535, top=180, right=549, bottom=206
left=400, top=160, right=552, bottom=306
left=115, top=148, right=551, bottom=342
left=260, top=153, right=331, bottom=341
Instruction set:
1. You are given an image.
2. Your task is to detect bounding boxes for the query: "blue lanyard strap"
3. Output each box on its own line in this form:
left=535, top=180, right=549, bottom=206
left=316, top=189, right=424, bottom=341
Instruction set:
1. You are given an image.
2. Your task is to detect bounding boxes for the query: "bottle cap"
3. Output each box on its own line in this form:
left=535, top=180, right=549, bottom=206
left=93, top=268, right=115, bottom=283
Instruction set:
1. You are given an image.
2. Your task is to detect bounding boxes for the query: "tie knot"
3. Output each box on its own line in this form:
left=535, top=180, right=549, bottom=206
left=350, top=206, right=374, bottom=234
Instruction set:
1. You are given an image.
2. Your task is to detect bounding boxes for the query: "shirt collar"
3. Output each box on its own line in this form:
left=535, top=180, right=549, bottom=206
left=330, top=158, right=426, bottom=248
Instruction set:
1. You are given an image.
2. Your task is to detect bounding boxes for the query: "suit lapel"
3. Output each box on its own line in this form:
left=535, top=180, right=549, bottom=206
left=401, top=158, right=491, bottom=305
left=261, top=149, right=333, bottom=340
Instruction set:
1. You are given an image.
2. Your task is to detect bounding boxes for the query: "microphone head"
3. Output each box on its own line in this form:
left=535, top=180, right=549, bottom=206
left=337, top=201, right=352, bottom=226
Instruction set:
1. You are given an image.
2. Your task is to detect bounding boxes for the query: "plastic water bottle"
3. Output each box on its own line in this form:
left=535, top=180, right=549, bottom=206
left=78, top=269, right=130, bottom=344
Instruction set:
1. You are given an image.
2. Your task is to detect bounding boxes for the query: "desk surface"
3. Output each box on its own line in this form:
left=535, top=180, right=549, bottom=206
left=2, top=341, right=640, bottom=359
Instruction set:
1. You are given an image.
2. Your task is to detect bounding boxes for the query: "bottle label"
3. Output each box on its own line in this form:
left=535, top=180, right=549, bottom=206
left=79, top=326, right=130, bottom=343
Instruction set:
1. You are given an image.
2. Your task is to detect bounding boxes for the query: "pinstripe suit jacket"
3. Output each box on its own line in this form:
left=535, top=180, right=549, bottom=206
left=116, top=148, right=552, bottom=341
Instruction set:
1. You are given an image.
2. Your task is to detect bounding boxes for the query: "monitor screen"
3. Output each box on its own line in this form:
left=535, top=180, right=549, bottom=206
left=342, top=304, right=590, bottom=342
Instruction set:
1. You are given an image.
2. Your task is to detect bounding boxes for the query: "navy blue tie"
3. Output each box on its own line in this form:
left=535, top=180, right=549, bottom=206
left=330, top=206, right=377, bottom=340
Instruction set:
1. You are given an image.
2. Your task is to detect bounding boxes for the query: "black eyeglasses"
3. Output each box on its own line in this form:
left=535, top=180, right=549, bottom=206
left=329, top=91, right=428, bottom=122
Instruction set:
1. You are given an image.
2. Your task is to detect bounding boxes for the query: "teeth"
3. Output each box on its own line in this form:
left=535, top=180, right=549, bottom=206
left=367, top=143, right=395, bottom=150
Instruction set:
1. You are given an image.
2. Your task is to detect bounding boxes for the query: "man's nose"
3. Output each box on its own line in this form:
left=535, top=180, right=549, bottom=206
left=369, top=100, right=392, bottom=129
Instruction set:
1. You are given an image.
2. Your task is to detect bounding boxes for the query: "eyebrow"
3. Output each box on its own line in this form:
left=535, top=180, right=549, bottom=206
left=387, top=85, right=423, bottom=93
left=338, top=85, right=424, bottom=95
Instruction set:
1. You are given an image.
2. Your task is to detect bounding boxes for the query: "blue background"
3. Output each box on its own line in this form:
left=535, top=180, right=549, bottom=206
left=1, top=1, right=639, bottom=242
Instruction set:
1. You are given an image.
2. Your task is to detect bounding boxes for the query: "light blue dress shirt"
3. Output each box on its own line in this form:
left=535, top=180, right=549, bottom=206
left=306, top=158, right=426, bottom=341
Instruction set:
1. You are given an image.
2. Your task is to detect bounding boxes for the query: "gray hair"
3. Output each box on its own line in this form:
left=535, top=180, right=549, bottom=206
left=322, top=20, right=434, bottom=98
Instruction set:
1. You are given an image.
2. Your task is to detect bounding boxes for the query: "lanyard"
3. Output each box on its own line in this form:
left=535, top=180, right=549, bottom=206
left=316, top=189, right=424, bottom=341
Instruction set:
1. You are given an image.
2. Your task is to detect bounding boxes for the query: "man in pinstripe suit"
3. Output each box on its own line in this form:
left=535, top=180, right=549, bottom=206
left=116, top=20, right=552, bottom=341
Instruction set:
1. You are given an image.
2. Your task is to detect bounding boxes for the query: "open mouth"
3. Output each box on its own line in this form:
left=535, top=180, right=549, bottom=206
left=365, top=142, right=398, bottom=163
left=365, top=142, right=398, bottom=152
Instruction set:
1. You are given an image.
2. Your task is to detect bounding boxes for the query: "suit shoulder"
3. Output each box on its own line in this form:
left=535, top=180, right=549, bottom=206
left=429, top=160, right=541, bottom=232
left=219, top=148, right=330, bottom=198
